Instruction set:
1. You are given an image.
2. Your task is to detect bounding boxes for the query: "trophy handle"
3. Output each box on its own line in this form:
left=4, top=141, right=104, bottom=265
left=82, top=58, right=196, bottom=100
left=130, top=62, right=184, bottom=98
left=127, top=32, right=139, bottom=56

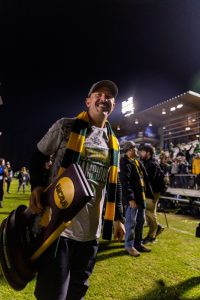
left=30, top=221, right=71, bottom=261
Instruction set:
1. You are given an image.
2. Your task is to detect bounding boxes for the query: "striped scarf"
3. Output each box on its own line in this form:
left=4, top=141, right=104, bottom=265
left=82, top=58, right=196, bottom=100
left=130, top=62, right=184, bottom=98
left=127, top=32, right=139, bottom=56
left=134, top=159, right=146, bottom=201
left=59, top=111, right=119, bottom=240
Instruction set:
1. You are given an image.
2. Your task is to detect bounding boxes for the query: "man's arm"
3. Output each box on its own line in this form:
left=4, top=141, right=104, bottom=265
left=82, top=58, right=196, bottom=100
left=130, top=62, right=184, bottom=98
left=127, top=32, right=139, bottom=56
left=119, top=159, right=135, bottom=205
left=29, top=118, right=72, bottom=213
left=139, top=160, right=154, bottom=199
left=30, top=148, right=50, bottom=191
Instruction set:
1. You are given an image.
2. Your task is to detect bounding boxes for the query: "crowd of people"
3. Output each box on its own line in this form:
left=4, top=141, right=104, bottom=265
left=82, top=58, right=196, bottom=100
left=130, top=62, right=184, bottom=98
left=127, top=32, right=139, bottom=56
left=157, top=142, right=200, bottom=189
left=0, top=159, right=30, bottom=208
left=0, top=80, right=200, bottom=299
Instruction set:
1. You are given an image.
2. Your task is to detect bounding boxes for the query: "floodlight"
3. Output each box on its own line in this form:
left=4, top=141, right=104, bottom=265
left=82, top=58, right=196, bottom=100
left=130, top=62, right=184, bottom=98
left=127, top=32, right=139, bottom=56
left=117, top=125, right=120, bottom=131
left=121, top=97, right=135, bottom=117
left=177, top=103, right=183, bottom=109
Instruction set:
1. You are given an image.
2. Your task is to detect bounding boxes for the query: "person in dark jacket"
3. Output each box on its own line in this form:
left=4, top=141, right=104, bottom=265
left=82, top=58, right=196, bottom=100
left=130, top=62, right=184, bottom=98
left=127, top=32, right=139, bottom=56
left=5, top=161, right=13, bottom=193
left=120, top=141, right=154, bottom=256
left=0, top=158, right=8, bottom=208
left=17, top=166, right=29, bottom=193
left=139, top=144, right=165, bottom=244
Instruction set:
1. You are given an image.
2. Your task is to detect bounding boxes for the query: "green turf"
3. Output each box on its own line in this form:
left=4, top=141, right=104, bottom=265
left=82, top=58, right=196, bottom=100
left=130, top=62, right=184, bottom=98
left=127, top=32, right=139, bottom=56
left=0, top=179, right=200, bottom=299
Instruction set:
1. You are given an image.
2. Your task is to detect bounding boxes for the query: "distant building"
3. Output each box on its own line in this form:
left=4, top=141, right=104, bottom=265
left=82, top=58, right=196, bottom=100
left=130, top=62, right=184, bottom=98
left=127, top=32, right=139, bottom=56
left=114, top=90, right=200, bottom=149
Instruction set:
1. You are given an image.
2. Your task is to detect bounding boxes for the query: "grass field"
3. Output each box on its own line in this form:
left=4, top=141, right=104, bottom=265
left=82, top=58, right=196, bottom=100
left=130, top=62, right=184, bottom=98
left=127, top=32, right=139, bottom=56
left=0, top=179, right=200, bottom=299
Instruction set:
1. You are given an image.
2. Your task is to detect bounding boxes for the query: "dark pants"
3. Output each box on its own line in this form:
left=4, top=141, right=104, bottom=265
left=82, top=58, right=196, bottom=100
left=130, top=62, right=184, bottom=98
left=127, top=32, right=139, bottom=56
left=35, top=236, right=99, bottom=300
left=6, top=179, right=11, bottom=192
left=0, top=180, right=4, bottom=201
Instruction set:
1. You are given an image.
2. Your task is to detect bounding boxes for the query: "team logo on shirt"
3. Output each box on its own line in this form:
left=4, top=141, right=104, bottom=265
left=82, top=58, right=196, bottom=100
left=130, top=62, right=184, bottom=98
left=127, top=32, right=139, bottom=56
left=54, top=177, right=74, bottom=209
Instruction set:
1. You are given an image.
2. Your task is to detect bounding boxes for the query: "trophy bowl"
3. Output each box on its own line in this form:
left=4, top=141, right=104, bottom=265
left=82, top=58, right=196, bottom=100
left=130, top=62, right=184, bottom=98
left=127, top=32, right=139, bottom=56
left=0, top=163, right=93, bottom=290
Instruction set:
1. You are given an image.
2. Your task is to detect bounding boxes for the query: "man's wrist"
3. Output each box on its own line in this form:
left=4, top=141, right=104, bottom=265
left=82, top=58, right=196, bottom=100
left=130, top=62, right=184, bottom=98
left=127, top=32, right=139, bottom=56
left=115, top=217, right=126, bottom=224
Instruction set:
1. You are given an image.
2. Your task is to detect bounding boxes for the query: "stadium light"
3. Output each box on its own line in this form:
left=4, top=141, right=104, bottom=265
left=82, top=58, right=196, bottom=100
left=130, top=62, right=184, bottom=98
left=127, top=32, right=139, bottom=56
left=117, top=125, right=120, bottom=131
left=148, top=121, right=152, bottom=127
left=135, top=119, right=139, bottom=124
left=170, top=106, right=176, bottom=111
left=162, top=108, right=166, bottom=115
left=177, top=103, right=183, bottom=109
left=121, top=97, right=135, bottom=117
left=188, top=91, right=200, bottom=97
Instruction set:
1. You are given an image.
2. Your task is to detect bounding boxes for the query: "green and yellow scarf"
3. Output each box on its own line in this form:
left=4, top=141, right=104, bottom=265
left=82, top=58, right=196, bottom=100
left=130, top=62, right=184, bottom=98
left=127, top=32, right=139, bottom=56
left=134, top=159, right=146, bottom=201
left=59, top=111, right=119, bottom=240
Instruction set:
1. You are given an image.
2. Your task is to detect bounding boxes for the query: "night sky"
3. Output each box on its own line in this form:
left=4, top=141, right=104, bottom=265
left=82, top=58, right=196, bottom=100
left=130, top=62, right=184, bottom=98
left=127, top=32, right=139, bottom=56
left=1, top=0, right=200, bottom=170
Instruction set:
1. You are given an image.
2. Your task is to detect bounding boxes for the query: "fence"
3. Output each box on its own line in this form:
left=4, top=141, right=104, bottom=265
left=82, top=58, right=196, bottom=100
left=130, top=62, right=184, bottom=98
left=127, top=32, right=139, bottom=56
left=159, top=174, right=200, bottom=217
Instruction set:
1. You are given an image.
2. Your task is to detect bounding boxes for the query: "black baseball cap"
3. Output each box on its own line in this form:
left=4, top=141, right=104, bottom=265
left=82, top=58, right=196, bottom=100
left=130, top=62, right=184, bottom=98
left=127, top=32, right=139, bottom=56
left=88, top=80, right=118, bottom=98
left=139, top=144, right=155, bottom=156
left=123, top=141, right=136, bottom=152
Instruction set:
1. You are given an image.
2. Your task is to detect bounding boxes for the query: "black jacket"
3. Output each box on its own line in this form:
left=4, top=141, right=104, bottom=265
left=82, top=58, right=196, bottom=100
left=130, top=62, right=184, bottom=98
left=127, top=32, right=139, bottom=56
left=120, top=155, right=154, bottom=208
left=142, top=157, right=161, bottom=193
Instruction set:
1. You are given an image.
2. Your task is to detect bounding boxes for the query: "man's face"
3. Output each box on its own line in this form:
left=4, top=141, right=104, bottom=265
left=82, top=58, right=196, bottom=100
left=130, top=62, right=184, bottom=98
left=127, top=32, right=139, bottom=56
left=140, top=150, right=148, bottom=160
left=85, top=87, right=115, bottom=118
left=129, top=147, right=138, bottom=158
left=0, top=159, right=5, bottom=165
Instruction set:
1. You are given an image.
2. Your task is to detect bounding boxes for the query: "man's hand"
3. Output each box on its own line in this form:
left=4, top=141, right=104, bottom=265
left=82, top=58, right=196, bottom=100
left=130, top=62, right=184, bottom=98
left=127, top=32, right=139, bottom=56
left=113, top=220, right=125, bottom=242
left=129, top=200, right=137, bottom=208
left=29, top=186, right=45, bottom=214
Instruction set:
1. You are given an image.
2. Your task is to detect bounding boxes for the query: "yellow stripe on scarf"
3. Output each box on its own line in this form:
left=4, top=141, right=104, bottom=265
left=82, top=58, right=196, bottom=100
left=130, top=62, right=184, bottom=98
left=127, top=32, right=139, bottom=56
left=109, top=166, right=118, bottom=183
left=108, top=134, right=119, bottom=152
left=67, top=132, right=85, bottom=152
left=77, top=111, right=89, bottom=122
left=104, top=202, right=115, bottom=220
left=142, top=192, right=146, bottom=200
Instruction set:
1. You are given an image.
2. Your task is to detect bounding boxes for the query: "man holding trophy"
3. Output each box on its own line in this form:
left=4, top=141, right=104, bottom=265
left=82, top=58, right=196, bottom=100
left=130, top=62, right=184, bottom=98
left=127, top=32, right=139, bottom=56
left=29, top=80, right=125, bottom=300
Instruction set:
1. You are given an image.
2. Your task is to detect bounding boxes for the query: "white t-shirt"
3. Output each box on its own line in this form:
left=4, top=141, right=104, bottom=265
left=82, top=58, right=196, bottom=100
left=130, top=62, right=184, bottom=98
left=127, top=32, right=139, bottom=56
left=37, top=119, right=110, bottom=241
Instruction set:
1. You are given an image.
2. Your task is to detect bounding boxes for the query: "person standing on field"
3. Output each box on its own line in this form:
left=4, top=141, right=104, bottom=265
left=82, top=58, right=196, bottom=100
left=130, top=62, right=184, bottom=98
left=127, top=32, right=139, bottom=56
left=120, top=141, right=153, bottom=257
left=0, top=158, right=8, bottom=208
left=5, top=161, right=13, bottom=193
left=29, top=80, right=125, bottom=300
left=139, top=145, right=165, bottom=244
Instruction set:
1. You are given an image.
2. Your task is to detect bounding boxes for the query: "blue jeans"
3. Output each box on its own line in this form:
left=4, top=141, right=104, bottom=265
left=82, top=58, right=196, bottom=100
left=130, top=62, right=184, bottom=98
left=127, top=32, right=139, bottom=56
left=124, top=205, right=145, bottom=249
left=35, top=237, right=99, bottom=300
left=135, top=207, right=145, bottom=247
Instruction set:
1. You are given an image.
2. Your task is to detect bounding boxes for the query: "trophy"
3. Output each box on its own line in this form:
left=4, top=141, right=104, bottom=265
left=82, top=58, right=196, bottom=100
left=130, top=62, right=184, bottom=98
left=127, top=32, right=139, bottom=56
left=0, top=163, right=93, bottom=291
